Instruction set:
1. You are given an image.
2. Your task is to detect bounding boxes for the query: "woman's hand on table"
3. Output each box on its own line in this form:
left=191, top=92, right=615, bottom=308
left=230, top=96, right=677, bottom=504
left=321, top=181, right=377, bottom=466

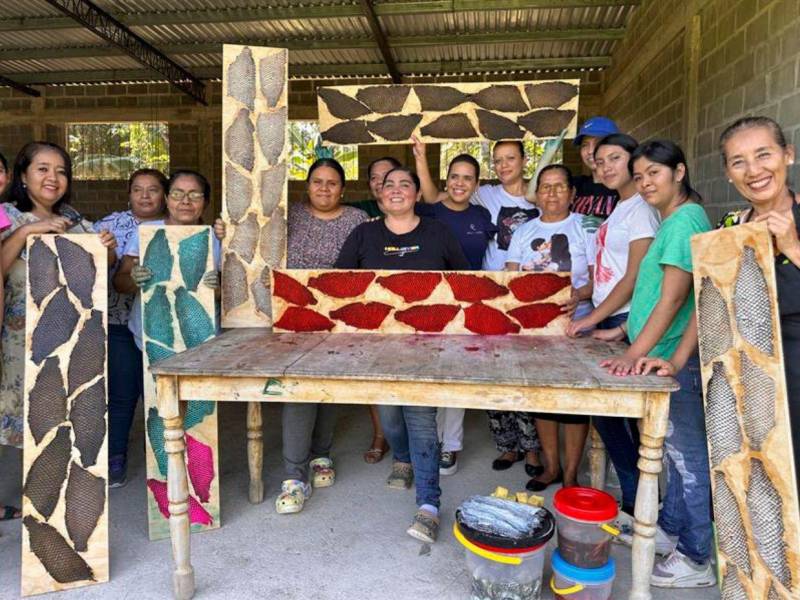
left=600, top=352, right=640, bottom=376
left=590, top=326, right=625, bottom=342
left=559, top=289, right=579, bottom=317
left=635, top=357, right=677, bottom=377
left=566, top=315, right=594, bottom=337
left=213, top=218, right=226, bottom=241
left=131, top=263, right=153, bottom=287
left=754, top=209, right=800, bottom=264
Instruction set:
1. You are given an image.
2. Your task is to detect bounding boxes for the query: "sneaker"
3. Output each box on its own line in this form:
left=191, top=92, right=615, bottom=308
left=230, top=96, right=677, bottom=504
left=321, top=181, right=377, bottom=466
left=386, top=461, right=414, bottom=489
left=406, top=509, right=439, bottom=543
left=309, top=457, right=335, bottom=488
left=651, top=550, right=716, bottom=588
left=275, top=479, right=312, bottom=514
left=439, top=451, right=458, bottom=476
left=109, top=454, right=128, bottom=489
left=614, top=512, right=677, bottom=556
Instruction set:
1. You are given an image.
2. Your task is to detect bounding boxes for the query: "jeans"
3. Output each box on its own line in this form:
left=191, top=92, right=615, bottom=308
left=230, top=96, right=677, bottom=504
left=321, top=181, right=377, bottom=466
left=658, top=355, right=712, bottom=563
left=108, top=324, right=144, bottom=458
left=436, top=407, right=465, bottom=452
left=378, top=405, right=441, bottom=508
left=282, top=403, right=338, bottom=483
left=592, top=312, right=640, bottom=513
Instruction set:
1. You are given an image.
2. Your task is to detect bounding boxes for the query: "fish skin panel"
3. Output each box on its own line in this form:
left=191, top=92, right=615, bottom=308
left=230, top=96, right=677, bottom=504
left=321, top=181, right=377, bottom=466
left=318, top=88, right=370, bottom=120
left=29, top=238, right=60, bottom=309
left=250, top=270, right=272, bottom=317
left=420, top=113, right=477, bottom=139
left=147, top=406, right=168, bottom=477
left=260, top=162, right=286, bottom=217
left=470, top=85, right=529, bottom=113
left=366, top=114, right=423, bottom=141
left=734, top=246, right=774, bottom=356
left=697, top=276, right=734, bottom=364
left=31, top=286, right=80, bottom=365
left=413, top=85, right=469, bottom=111
left=259, top=49, right=287, bottom=108
left=184, top=400, right=216, bottom=430
left=322, top=120, right=375, bottom=144
left=225, top=163, right=253, bottom=224
left=256, top=108, right=286, bottom=165
left=225, top=108, right=255, bottom=172
left=222, top=253, right=249, bottom=312
left=24, top=515, right=95, bottom=583
left=740, top=351, right=775, bottom=450
left=145, top=340, right=175, bottom=365
left=67, top=309, right=105, bottom=396
left=259, top=209, right=287, bottom=268
left=524, top=82, right=578, bottom=109
left=174, top=287, right=215, bottom=349
left=186, top=434, right=215, bottom=504
left=355, top=86, right=410, bottom=113
left=705, top=361, right=743, bottom=467
left=143, top=285, right=174, bottom=349
left=69, top=378, right=107, bottom=469
left=746, top=458, right=791, bottom=588
left=714, top=470, right=752, bottom=577
left=24, top=425, right=72, bottom=520
left=517, top=109, right=576, bottom=137
left=65, top=461, right=105, bottom=552
left=141, top=228, right=173, bottom=290
left=28, top=356, right=67, bottom=445
left=146, top=479, right=213, bottom=526
left=720, top=565, right=749, bottom=600
left=229, top=212, right=259, bottom=264
left=476, top=110, right=525, bottom=139
left=178, top=228, right=210, bottom=292
left=227, top=46, right=255, bottom=110
left=55, top=236, right=96, bottom=310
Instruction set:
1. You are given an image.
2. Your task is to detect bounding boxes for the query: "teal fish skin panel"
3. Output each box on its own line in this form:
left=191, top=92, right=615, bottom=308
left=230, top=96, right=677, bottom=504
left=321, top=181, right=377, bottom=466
left=142, top=229, right=174, bottom=290
left=185, top=401, right=216, bottom=431
left=146, top=407, right=168, bottom=477
left=179, top=229, right=210, bottom=292
left=145, top=340, right=176, bottom=365
left=144, top=285, right=174, bottom=348
left=175, top=287, right=215, bottom=349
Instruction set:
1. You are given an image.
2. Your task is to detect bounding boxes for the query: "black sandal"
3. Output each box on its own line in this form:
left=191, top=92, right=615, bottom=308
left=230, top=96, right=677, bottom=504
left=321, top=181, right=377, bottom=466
left=491, top=450, right=524, bottom=471
left=525, top=470, right=563, bottom=492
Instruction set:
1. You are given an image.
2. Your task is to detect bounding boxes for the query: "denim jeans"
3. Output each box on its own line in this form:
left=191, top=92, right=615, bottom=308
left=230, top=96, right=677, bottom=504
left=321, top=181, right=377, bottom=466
left=108, top=324, right=144, bottom=458
left=592, top=312, right=640, bottom=513
left=658, top=355, right=712, bottom=563
left=378, top=405, right=441, bottom=508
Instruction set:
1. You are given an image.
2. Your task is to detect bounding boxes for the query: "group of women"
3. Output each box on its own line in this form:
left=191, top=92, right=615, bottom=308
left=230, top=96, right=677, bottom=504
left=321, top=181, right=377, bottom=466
left=0, top=114, right=799, bottom=588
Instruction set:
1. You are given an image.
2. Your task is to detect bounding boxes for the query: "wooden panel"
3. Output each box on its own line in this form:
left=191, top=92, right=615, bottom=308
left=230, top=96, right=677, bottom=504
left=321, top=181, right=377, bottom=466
left=692, top=222, right=800, bottom=599
left=22, top=234, right=108, bottom=596
left=139, top=225, right=220, bottom=541
left=317, top=80, right=579, bottom=145
left=221, top=44, right=288, bottom=328
left=271, top=269, right=572, bottom=335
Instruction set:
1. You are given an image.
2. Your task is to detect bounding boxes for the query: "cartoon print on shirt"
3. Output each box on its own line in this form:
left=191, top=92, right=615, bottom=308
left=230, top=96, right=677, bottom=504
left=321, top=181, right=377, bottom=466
left=594, top=221, right=613, bottom=283
left=496, top=206, right=539, bottom=251
left=522, top=233, right=572, bottom=272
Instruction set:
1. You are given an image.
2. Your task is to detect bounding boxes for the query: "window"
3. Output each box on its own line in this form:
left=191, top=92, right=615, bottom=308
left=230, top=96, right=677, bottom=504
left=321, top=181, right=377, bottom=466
left=67, top=122, right=169, bottom=180
left=289, top=121, right=358, bottom=181
left=439, top=139, right=563, bottom=180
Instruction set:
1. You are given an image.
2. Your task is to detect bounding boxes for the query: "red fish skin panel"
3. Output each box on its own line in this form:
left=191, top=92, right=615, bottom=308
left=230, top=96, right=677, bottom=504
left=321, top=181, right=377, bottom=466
left=508, top=273, right=570, bottom=302
left=376, top=272, right=442, bottom=302
left=307, top=271, right=376, bottom=298
left=445, top=273, right=509, bottom=302
left=463, top=303, right=521, bottom=335
left=394, top=304, right=460, bottom=332
left=273, top=271, right=317, bottom=306
left=508, top=302, right=564, bottom=329
left=274, top=306, right=335, bottom=332
left=329, top=302, right=393, bottom=330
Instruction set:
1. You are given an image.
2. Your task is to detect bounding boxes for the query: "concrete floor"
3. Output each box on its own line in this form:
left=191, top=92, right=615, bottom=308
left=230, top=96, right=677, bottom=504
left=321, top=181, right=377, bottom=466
left=1, top=404, right=720, bottom=600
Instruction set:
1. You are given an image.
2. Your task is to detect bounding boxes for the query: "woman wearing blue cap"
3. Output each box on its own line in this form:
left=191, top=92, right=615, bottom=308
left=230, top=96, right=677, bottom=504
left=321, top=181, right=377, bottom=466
left=572, top=116, right=622, bottom=233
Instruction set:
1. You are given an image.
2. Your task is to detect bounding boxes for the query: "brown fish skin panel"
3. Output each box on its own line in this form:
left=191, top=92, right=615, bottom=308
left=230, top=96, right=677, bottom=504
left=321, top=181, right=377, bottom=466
left=24, top=425, right=72, bottom=520
left=260, top=208, right=287, bottom=268
left=322, top=120, right=375, bottom=144
left=225, top=108, right=255, bottom=172
left=420, top=114, right=477, bottom=139
left=739, top=351, right=775, bottom=450
left=24, top=515, right=95, bottom=584
left=31, top=286, right=80, bottom=366
left=251, top=267, right=272, bottom=317
left=705, top=361, right=743, bottom=467
left=222, top=253, right=249, bottom=312
left=413, top=85, right=469, bottom=111
left=720, top=565, right=749, bottom=600
left=746, top=459, right=791, bottom=588
left=55, top=237, right=96, bottom=310
left=734, top=246, right=775, bottom=356
left=714, top=470, right=752, bottom=577
left=366, top=114, right=423, bottom=141
left=524, top=81, right=578, bottom=109
left=225, top=163, right=252, bottom=224
left=260, top=161, right=286, bottom=216
left=697, top=276, right=734, bottom=364
left=227, top=46, right=255, bottom=110
left=355, top=86, right=410, bottom=113
left=229, top=212, right=259, bottom=264
left=476, top=110, right=525, bottom=139
left=65, top=461, right=105, bottom=552
left=29, top=238, right=60, bottom=309
left=470, top=85, right=530, bottom=113
left=517, top=109, right=576, bottom=137
left=28, top=356, right=67, bottom=445
left=259, top=49, right=287, bottom=108
left=69, top=378, right=107, bottom=469
left=256, top=107, right=286, bottom=165
left=318, top=88, right=370, bottom=120
left=67, top=309, right=105, bottom=396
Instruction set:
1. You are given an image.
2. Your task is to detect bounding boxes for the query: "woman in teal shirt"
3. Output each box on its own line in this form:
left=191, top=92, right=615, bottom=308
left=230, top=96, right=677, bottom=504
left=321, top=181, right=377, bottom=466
left=597, top=140, right=715, bottom=589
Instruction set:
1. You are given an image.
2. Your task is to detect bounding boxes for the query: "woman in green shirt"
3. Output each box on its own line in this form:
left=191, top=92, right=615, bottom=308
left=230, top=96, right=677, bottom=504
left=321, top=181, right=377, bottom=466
left=597, top=140, right=715, bottom=589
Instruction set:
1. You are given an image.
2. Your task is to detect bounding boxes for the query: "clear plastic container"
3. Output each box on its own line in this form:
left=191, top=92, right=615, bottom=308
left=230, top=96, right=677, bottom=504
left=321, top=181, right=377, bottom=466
left=550, top=550, right=615, bottom=600
left=553, top=487, right=619, bottom=568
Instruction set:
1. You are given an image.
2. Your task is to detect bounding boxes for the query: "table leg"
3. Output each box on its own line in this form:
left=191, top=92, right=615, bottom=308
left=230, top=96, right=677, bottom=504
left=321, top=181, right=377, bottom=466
left=589, top=424, right=607, bottom=490
left=247, top=402, right=264, bottom=504
left=630, top=392, right=670, bottom=600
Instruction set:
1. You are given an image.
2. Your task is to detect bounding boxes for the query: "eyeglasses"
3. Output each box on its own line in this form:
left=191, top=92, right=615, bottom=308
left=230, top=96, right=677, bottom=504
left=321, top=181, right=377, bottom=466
left=538, top=183, right=569, bottom=195
left=168, top=189, right=205, bottom=202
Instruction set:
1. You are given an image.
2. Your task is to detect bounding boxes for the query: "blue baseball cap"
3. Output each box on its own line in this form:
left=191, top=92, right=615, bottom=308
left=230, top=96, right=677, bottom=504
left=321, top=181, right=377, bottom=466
left=573, top=116, right=620, bottom=145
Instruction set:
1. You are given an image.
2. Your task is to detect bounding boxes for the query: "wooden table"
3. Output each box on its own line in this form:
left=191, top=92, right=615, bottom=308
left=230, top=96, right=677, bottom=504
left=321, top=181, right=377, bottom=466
left=152, top=328, right=679, bottom=600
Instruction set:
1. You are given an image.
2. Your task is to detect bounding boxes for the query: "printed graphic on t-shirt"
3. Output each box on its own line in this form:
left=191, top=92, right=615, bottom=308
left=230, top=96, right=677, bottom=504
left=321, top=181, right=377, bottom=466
left=383, top=244, right=420, bottom=257
left=523, top=233, right=572, bottom=272
left=572, top=194, right=617, bottom=219
left=594, top=222, right=613, bottom=284
left=497, top=206, right=539, bottom=251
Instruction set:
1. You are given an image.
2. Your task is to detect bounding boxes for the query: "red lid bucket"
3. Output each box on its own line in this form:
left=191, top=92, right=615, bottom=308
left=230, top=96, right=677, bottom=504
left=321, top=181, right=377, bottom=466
left=553, top=487, right=618, bottom=523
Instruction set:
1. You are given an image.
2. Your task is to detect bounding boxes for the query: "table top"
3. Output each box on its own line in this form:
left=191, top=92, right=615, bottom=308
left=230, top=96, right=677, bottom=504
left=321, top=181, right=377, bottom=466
left=151, top=328, right=679, bottom=393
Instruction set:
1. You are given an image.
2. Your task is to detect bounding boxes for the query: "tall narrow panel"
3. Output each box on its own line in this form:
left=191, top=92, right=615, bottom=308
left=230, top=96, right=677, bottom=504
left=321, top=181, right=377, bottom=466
left=222, top=44, right=288, bottom=327
left=22, top=234, right=108, bottom=596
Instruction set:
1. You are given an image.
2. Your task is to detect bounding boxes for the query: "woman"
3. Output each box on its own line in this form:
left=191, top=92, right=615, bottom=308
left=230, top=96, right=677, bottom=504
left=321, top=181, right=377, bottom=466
left=566, top=133, right=660, bottom=519
left=506, top=164, right=594, bottom=491
left=94, top=168, right=167, bottom=487
left=335, top=167, right=469, bottom=543
left=0, top=142, right=116, bottom=518
left=0, top=150, right=9, bottom=195
left=278, top=158, right=367, bottom=513
left=415, top=153, right=497, bottom=475
left=599, top=140, right=713, bottom=588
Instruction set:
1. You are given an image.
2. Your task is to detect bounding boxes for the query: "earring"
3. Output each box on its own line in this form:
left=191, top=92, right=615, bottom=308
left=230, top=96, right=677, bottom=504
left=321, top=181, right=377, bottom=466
left=728, top=179, right=732, bottom=183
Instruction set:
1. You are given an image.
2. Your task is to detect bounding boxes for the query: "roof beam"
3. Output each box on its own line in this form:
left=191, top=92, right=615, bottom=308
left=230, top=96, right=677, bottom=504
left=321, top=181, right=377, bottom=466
left=0, top=1, right=639, bottom=31
left=39, top=0, right=206, bottom=104
left=0, top=74, right=41, bottom=97
left=359, top=0, right=401, bottom=82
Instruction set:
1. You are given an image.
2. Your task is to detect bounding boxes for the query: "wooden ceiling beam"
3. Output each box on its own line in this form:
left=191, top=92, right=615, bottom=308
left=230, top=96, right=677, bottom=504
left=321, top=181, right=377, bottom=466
left=0, top=74, right=41, bottom=96
left=359, top=0, right=402, bottom=83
